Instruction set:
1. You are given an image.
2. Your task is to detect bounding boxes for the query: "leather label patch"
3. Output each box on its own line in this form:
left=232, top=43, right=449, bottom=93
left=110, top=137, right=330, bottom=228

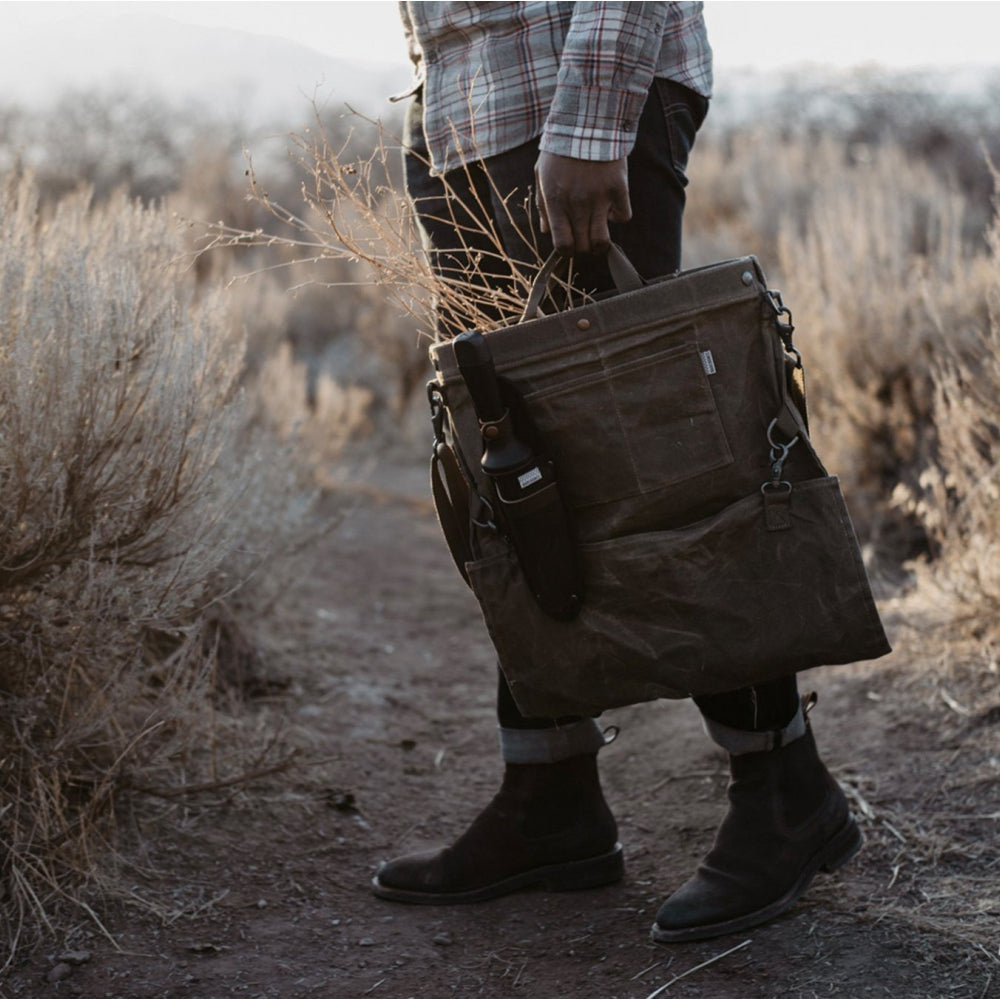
left=764, top=487, right=793, bottom=531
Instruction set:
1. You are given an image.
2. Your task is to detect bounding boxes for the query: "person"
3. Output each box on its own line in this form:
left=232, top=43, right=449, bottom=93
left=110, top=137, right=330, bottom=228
left=374, top=1, right=863, bottom=943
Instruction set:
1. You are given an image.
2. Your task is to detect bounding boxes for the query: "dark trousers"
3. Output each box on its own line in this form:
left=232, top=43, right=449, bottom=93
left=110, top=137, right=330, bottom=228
left=405, top=77, right=800, bottom=736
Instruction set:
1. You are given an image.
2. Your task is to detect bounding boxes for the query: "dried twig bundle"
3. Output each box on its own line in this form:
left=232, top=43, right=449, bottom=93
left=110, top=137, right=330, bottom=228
left=199, top=110, right=563, bottom=343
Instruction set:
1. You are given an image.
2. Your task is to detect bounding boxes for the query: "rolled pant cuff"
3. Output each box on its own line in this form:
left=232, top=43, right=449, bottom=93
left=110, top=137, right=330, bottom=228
left=498, top=718, right=608, bottom=764
left=702, top=699, right=807, bottom=756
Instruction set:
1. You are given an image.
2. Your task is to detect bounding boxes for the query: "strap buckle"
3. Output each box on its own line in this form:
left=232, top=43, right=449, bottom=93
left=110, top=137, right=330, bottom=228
left=766, top=289, right=799, bottom=362
left=471, top=495, right=497, bottom=532
left=766, top=417, right=799, bottom=486
left=427, top=381, right=446, bottom=449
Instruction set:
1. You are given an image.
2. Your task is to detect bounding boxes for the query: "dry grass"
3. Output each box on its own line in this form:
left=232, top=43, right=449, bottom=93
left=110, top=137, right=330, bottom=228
left=0, top=171, right=311, bottom=968
left=828, top=646, right=1000, bottom=959
left=251, top=340, right=375, bottom=463
left=777, top=156, right=1000, bottom=640
left=893, top=207, right=1000, bottom=637
left=777, top=145, right=983, bottom=559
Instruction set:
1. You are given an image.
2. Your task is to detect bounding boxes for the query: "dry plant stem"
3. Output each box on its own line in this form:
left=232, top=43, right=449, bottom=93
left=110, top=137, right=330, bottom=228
left=646, top=939, right=752, bottom=999
left=130, top=749, right=301, bottom=800
left=631, top=957, right=674, bottom=982
left=198, top=107, right=581, bottom=344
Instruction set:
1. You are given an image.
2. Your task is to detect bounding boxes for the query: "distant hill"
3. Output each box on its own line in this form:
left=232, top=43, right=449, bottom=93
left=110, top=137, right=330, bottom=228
left=0, top=10, right=406, bottom=124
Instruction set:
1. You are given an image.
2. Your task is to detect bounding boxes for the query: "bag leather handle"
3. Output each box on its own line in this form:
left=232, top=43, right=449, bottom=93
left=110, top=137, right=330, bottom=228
left=518, top=243, right=645, bottom=323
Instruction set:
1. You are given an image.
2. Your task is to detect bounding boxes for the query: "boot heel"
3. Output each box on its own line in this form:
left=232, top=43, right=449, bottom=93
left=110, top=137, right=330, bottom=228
left=543, top=844, right=625, bottom=892
left=820, top=818, right=864, bottom=873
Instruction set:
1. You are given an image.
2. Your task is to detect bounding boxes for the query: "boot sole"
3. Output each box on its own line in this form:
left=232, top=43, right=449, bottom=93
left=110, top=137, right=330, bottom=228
left=650, top=817, right=863, bottom=944
left=372, top=842, right=624, bottom=905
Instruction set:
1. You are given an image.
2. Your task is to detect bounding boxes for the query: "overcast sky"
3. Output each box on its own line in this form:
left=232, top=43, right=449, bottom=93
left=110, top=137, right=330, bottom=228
left=4, top=1, right=1000, bottom=73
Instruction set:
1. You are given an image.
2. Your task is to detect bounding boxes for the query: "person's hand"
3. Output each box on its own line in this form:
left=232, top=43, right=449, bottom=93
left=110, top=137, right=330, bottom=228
left=535, top=151, right=631, bottom=257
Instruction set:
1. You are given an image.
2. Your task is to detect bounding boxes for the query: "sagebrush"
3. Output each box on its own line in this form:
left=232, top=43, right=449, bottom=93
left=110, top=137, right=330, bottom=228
left=0, top=172, right=305, bottom=966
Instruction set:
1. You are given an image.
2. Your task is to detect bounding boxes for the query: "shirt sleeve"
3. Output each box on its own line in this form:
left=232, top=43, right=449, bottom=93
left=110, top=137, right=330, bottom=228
left=540, top=1, right=669, bottom=162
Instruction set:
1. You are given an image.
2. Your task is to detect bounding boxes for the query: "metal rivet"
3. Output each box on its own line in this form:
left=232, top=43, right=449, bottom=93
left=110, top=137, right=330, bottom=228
left=577, top=318, right=591, bottom=331
left=741, top=271, right=754, bottom=286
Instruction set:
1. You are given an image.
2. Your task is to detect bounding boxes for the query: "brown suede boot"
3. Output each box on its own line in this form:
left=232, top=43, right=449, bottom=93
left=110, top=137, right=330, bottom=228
left=652, top=705, right=862, bottom=943
left=372, top=720, right=622, bottom=904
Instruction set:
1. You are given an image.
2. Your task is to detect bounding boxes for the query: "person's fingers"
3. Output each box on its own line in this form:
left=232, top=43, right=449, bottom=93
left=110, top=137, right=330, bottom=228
left=534, top=164, right=550, bottom=234
left=607, top=185, right=633, bottom=225
left=588, top=207, right=611, bottom=256
left=592, top=185, right=631, bottom=255
left=567, top=193, right=598, bottom=255
left=547, top=201, right=579, bottom=256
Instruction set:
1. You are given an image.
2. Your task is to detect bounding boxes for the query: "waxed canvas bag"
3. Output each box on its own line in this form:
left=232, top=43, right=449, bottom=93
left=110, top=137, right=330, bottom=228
left=427, top=248, right=892, bottom=718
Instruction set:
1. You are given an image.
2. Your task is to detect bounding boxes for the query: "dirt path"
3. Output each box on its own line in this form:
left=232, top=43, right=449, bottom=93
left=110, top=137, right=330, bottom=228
left=6, top=457, right=999, bottom=998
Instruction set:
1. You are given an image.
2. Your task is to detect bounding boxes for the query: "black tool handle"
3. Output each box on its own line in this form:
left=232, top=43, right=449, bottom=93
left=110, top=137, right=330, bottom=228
left=453, top=330, right=583, bottom=620
left=453, top=331, right=505, bottom=423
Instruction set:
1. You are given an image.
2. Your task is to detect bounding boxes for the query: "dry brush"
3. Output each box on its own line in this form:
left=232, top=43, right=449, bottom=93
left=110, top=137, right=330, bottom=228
left=0, top=171, right=307, bottom=966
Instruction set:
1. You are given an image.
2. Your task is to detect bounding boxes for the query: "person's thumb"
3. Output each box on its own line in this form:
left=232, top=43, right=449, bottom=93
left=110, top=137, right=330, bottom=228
left=608, top=184, right=632, bottom=224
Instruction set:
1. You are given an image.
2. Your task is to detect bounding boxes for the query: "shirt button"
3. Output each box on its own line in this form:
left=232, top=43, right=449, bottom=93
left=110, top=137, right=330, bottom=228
left=425, top=47, right=439, bottom=63
left=622, top=119, right=635, bottom=131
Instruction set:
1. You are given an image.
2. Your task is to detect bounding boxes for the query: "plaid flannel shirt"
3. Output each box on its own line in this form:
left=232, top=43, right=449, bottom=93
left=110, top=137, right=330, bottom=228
left=399, top=2, right=713, bottom=175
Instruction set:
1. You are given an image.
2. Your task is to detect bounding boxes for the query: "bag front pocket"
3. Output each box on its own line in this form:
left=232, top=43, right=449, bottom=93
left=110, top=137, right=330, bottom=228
left=464, top=476, right=891, bottom=719
left=522, top=342, right=732, bottom=508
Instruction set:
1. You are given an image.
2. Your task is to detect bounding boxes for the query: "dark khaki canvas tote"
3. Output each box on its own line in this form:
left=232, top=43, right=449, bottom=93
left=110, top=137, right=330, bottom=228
left=428, top=249, right=891, bottom=718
